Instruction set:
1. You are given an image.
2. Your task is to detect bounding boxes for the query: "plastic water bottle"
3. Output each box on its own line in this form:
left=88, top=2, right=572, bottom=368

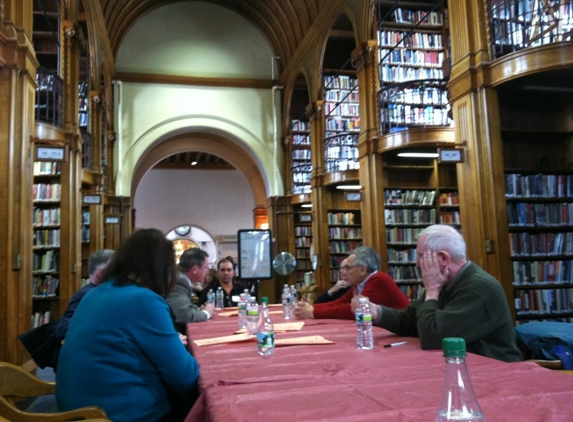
left=355, top=297, right=373, bottom=350
left=281, top=284, right=292, bottom=319
left=246, top=296, right=259, bottom=337
left=206, top=288, right=214, bottom=305
left=215, top=287, right=224, bottom=309
left=257, top=296, right=275, bottom=357
left=238, top=292, right=248, bottom=329
left=436, top=338, right=485, bottom=422
left=289, top=285, right=297, bottom=312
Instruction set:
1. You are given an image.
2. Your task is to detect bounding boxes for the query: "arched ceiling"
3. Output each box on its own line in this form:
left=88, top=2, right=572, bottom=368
left=99, top=0, right=324, bottom=70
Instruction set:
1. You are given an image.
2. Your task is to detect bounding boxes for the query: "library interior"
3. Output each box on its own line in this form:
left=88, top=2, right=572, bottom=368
left=2, top=0, right=573, bottom=420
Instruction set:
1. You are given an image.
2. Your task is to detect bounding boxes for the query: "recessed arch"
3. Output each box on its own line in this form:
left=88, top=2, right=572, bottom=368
left=130, top=131, right=267, bottom=209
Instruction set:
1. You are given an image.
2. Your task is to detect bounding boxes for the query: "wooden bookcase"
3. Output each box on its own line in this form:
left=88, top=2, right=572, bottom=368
left=290, top=120, right=312, bottom=195
left=499, top=82, right=573, bottom=324
left=32, top=160, right=62, bottom=327
left=381, top=145, right=459, bottom=300
left=293, top=209, right=313, bottom=287
left=376, top=1, right=450, bottom=134
left=323, top=75, right=360, bottom=173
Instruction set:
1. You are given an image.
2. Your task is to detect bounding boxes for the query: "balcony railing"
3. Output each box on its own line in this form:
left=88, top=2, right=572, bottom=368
left=35, top=68, right=63, bottom=127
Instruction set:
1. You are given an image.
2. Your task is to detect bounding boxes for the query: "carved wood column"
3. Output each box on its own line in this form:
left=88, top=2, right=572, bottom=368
left=447, top=0, right=513, bottom=304
left=0, top=0, right=37, bottom=364
left=352, top=40, right=384, bottom=252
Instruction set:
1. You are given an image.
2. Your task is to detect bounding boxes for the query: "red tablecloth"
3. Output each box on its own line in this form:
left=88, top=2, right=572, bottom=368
left=185, top=311, right=573, bottom=422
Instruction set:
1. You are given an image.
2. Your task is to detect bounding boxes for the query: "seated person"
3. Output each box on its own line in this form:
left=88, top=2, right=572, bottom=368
left=166, top=248, right=215, bottom=333
left=314, top=258, right=351, bottom=304
left=352, top=224, right=522, bottom=363
left=55, top=249, right=114, bottom=341
left=56, top=229, right=200, bottom=422
left=199, top=257, right=246, bottom=307
left=294, top=246, right=409, bottom=320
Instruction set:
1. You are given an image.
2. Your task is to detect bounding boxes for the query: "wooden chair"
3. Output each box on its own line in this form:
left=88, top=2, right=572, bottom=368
left=0, top=361, right=110, bottom=422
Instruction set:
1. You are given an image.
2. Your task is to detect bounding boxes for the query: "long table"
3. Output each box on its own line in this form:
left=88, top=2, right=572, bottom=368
left=185, top=309, right=573, bottom=421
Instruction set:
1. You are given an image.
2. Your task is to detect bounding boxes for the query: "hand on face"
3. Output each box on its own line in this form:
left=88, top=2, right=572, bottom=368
left=419, top=249, right=449, bottom=300
left=293, top=300, right=314, bottom=319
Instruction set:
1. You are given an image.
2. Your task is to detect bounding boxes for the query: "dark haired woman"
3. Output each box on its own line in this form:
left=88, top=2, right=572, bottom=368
left=56, top=228, right=199, bottom=422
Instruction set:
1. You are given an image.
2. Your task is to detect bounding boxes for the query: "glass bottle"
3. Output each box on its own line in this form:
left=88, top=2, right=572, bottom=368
left=257, top=296, right=275, bottom=357
left=436, top=337, right=485, bottom=422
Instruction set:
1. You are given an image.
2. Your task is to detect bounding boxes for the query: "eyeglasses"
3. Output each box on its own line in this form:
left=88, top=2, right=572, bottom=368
left=340, top=265, right=358, bottom=271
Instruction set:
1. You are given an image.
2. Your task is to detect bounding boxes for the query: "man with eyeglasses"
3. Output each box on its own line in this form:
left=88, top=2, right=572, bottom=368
left=166, top=248, right=214, bottom=333
left=294, top=246, right=409, bottom=320
left=314, top=258, right=351, bottom=304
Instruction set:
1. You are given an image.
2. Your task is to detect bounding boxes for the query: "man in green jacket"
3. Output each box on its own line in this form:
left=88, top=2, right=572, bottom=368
left=353, top=224, right=522, bottom=362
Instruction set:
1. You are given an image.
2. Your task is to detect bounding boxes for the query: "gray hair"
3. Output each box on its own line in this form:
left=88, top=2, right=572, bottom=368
left=88, top=249, right=115, bottom=276
left=349, top=246, right=380, bottom=273
left=418, top=224, right=466, bottom=262
left=179, top=248, right=209, bottom=272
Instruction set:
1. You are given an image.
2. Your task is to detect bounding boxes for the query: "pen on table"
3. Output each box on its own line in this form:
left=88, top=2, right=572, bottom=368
left=383, top=341, right=407, bottom=348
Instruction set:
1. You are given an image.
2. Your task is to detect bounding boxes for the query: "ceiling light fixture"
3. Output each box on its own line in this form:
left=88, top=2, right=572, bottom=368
left=191, top=161, right=198, bottom=165
left=301, top=203, right=312, bottom=208
left=397, top=152, right=439, bottom=158
left=336, top=185, right=362, bottom=190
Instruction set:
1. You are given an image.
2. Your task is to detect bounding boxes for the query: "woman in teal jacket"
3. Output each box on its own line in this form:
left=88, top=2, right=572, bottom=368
left=56, top=228, right=199, bottom=422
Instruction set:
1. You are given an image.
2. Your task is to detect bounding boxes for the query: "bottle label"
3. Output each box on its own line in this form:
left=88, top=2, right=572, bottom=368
left=356, top=313, right=372, bottom=322
left=247, top=310, right=259, bottom=317
left=238, top=303, right=247, bottom=311
left=257, top=332, right=275, bottom=348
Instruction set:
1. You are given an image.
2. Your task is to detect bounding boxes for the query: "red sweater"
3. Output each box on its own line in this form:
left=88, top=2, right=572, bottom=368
left=313, top=272, right=409, bottom=320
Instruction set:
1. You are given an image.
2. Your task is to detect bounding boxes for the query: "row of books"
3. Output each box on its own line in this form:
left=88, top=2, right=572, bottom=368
left=512, top=260, right=573, bottom=284
left=295, top=226, right=313, bottom=236
left=389, top=265, right=421, bottom=282
left=398, top=283, right=423, bottom=301
left=385, top=209, right=437, bottom=226
left=490, top=0, right=572, bottom=23
left=329, top=240, right=363, bottom=254
left=377, top=30, right=443, bottom=50
left=379, top=48, right=444, bottom=68
left=330, top=255, right=346, bottom=268
left=324, top=102, right=360, bottom=117
left=324, top=159, right=360, bottom=173
left=388, top=247, right=417, bottom=263
left=391, top=7, right=443, bottom=25
left=292, top=150, right=311, bottom=160
left=329, top=227, right=362, bottom=239
left=514, top=288, right=573, bottom=316
left=507, top=202, right=573, bottom=226
left=291, top=120, right=310, bottom=131
left=33, top=229, right=60, bottom=248
left=385, top=189, right=436, bottom=206
left=33, top=250, right=59, bottom=273
left=32, top=311, right=52, bottom=328
left=386, top=227, right=424, bottom=244
left=292, top=162, right=312, bottom=172
left=82, top=210, right=90, bottom=225
left=323, top=75, right=358, bottom=90
left=295, top=237, right=312, bottom=247
left=439, top=192, right=459, bottom=205
left=33, top=161, right=61, bottom=176
left=509, top=231, right=573, bottom=257
left=82, top=226, right=90, bottom=243
left=33, top=183, right=61, bottom=201
left=33, top=207, right=60, bottom=226
left=380, top=85, right=448, bottom=106
left=379, top=64, right=444, bottom=83
left=440, top=211, right=461, bottom=225
left=292, top=184, right=311, bottom=194
left=32, top=275, right=59, bottom=297
left=505, top=173, right=573, bottom=198
left=324, top=89, right=359, bottom=103
left=325, top=133, right=359, bottom=146
left=324, top=145, right=358, bottom=160
left=382, top=103, right=451, bottom=126
left=296, top=260, right=312, bottom=270
left=292, top=134, right=310, bottom=145
left=328, top=212, right=360, bottom=225
left=296, top=249, right=310, bottom=259
left=325, top=116, right=360, bottom=132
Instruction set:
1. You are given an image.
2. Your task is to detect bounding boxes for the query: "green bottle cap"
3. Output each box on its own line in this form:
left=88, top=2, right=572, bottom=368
left=260, top=296, right=268, bottom=303
left=442, top=337, right=467, bottom=357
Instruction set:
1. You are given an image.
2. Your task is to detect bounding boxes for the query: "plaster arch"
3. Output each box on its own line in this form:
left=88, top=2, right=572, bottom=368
left=129, top=131, right=268, bottom=209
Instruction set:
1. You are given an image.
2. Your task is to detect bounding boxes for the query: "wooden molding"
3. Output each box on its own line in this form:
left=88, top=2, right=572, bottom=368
left=114, top=72, right=274, bottom=89
left=376, top=128, right=455, bottom=153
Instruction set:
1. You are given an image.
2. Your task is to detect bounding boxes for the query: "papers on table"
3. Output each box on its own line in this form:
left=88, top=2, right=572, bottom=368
left=234, top=321, right=305, bottom=334
left=193, top=333, right=251, bottom=347
left=275, top=335, right=334, bottom=346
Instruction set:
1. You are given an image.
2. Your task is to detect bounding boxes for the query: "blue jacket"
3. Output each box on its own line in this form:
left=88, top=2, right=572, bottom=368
left=56, top=281, right=199, bottom=422
left=55, top=283, right=97, bottom=341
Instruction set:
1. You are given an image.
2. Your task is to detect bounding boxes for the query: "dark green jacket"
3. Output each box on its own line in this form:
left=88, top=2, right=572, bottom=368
left=375, top=262, right=522, bottom=362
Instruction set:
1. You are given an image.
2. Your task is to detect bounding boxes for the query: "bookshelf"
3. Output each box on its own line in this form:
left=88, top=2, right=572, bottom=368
left=376, top=1, right=451, bottom=134
left=32, top=160, right=61, bottom=327
left=323, top=75, right=360, bottom=173
left=327, top=209, right=362, bottom=283
left=488, top=0, right=573, bottom=59
left=382, top=145, right=459, bottom=300
left=294, top=211, right=313, bottom=287
left=291, top=120, right=312, bottom=195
